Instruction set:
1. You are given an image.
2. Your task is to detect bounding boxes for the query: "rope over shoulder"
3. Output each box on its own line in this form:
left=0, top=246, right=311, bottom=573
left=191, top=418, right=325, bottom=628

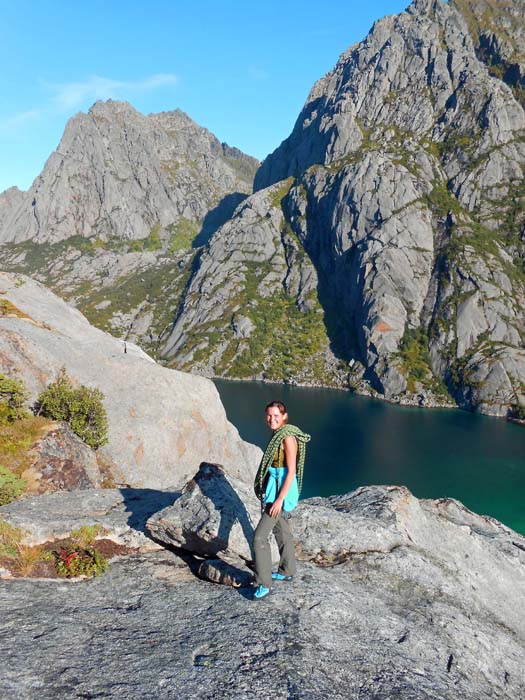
left=254, top=424, right=311, bottom=501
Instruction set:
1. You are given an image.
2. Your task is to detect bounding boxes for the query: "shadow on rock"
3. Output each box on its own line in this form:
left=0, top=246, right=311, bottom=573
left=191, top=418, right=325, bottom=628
left=193, top=193, right=248, bottom=247
left=119, top=488, right=181, bottom=539
left=200, top=467, right=256, bottom=560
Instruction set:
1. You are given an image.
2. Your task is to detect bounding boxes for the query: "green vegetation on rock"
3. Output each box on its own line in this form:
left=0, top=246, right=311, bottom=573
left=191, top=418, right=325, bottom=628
left=0, top=373, right=29, bottom=423
left=0, top=465, right=27, bottom=506
left=37, top=369, right=108, bottom=450
left=0, top=298, right=32, bottom=320
left=167, top=218, right=200, bottom=252
left=269, top=177, right=295, bottom=211
left=394, top=327, right=450, bottom=396
left=80, top=256, right=195, bottom=358
left=127, top=224, right=163, bottom=253
left=0, top=410, right=51, bottom=503
left=0, top=517, right=24, bottom=557
left=54, top=545, right=109, bottom=578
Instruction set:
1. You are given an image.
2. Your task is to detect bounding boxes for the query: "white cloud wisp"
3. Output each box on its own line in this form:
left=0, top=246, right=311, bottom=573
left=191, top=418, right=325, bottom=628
left=49, top=73, right=179, bottom=112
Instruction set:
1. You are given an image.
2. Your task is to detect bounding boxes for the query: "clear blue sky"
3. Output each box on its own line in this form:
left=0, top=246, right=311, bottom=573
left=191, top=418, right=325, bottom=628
left=0, top=0, right=410, bottom=192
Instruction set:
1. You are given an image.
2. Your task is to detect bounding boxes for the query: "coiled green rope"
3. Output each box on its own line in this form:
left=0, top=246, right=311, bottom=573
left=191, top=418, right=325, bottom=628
left=254, top=424, right=311, bottom=500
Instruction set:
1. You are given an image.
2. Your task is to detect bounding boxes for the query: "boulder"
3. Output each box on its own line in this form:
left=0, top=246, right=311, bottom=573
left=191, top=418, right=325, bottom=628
left=0, top=272, right=261, bottom=489
left=146, top=462, right=260, bottom=561
left=146, top=464, right=525, bottom=654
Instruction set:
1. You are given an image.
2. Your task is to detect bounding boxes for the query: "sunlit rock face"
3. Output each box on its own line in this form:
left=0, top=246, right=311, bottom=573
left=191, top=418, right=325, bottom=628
left=0, top=272, right=261, bottom=489
left=162, top=0, right=525, bottom=416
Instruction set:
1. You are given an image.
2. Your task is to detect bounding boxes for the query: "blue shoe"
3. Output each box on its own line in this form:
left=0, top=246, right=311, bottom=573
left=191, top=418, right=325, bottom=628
left=271, top=572, right=293, bottom=581
left=253, top=585, right=271, bottom=600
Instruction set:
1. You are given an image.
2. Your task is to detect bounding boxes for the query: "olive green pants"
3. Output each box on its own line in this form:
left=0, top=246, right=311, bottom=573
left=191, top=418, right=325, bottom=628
left=253, top=506, right=297, bottom=589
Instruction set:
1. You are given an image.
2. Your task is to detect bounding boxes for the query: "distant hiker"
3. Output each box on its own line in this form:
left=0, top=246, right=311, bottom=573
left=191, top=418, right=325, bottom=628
left=252, top=400, right=310, bottom=600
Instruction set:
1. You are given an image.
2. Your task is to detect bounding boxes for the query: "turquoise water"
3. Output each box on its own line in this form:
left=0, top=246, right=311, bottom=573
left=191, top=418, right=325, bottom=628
left=214, top=379, right=525, bottom=535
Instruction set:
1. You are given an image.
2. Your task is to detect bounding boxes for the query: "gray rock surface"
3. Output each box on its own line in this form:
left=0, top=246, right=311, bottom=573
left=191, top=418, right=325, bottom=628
left=0, top=272, right=261, bottom=489
left=163, top=0, right=525, bottom=416
left=0, top=487, right=177, bottom=551
left=1, top=482, right=524, bottom=699
left=0, top=100, right=257, bottom=245
left=0, top=186, right=24, bottom=232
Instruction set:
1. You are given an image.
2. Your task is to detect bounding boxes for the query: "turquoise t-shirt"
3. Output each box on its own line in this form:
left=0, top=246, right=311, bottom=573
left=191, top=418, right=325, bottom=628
left=264, top=466, right=299, bottom=512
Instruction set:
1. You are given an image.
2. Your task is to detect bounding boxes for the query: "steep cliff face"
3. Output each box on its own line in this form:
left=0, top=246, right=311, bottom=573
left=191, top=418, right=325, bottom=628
left=452, top=0, right=525, bottom=107
left=0, top=100, right=258, bottom=357
left=161, top=180, right=348, bottom=386
left=164, top=0, right=525, bottom=416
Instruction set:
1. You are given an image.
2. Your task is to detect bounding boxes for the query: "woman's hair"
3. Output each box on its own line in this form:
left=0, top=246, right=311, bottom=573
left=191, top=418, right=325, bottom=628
left=265, top=400, right=287, bottom=415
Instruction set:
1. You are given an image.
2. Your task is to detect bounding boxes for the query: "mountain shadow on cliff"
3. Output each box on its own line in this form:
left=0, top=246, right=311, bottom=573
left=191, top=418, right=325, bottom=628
left=193, top=192, right=249, bottom=247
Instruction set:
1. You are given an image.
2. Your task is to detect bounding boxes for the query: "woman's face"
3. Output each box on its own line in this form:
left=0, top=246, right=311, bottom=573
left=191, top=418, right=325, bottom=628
left=265, top=406, right=287, bottom=431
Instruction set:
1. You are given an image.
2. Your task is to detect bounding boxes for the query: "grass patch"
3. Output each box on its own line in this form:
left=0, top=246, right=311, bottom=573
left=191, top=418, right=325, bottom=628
left=0, top=298, right=32, bottom=320
left=167, top=218, right=200, bottom=253
left=69, top=524, right=109, bottom=548
left=0, top=415, right=51, bottom=482
left=0, top=517, right=24, bottom=557
left=0, top=465, right=27, bottom=506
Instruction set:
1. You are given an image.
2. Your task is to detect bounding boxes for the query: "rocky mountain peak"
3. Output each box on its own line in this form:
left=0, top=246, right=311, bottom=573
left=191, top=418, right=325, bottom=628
left=255, top=0, right=524, bottom=190
left=0, top=99, right=259, bottom=245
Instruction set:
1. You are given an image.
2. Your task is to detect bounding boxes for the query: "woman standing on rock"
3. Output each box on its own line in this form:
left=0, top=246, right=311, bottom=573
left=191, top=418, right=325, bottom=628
left=252, top=400, right=310, bottom=600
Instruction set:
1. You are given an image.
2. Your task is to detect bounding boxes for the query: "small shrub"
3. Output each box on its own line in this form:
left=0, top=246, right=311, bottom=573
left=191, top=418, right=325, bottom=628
left=54, top=546, right=109, bottom=578
left=0, top=517, right=24, bottom=556
left=37, top=369, right=108, bottom=450
left=70, top=524, right=108, bottom=548
left=11, top=544, right=44, bottom=576
left=0, top=465, right=27, bottom=506
left=0, top=373, right=29, bottom=423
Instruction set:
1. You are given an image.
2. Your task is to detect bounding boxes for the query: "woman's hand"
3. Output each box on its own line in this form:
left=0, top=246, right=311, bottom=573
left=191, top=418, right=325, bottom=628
left=269, top=497, right=284, bottom=518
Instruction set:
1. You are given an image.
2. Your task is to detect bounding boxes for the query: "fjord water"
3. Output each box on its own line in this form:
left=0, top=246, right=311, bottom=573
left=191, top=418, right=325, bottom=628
left=214, top=380, right=525, bottom=534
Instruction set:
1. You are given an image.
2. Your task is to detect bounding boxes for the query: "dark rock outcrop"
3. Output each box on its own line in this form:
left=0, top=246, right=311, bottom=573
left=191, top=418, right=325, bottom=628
left=23, top=422, right=104, bottom=494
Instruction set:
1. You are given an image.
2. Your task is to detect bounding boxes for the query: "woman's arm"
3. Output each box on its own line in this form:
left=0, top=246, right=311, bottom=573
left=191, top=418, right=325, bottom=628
left=269, top=436, right=297, bottom=518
